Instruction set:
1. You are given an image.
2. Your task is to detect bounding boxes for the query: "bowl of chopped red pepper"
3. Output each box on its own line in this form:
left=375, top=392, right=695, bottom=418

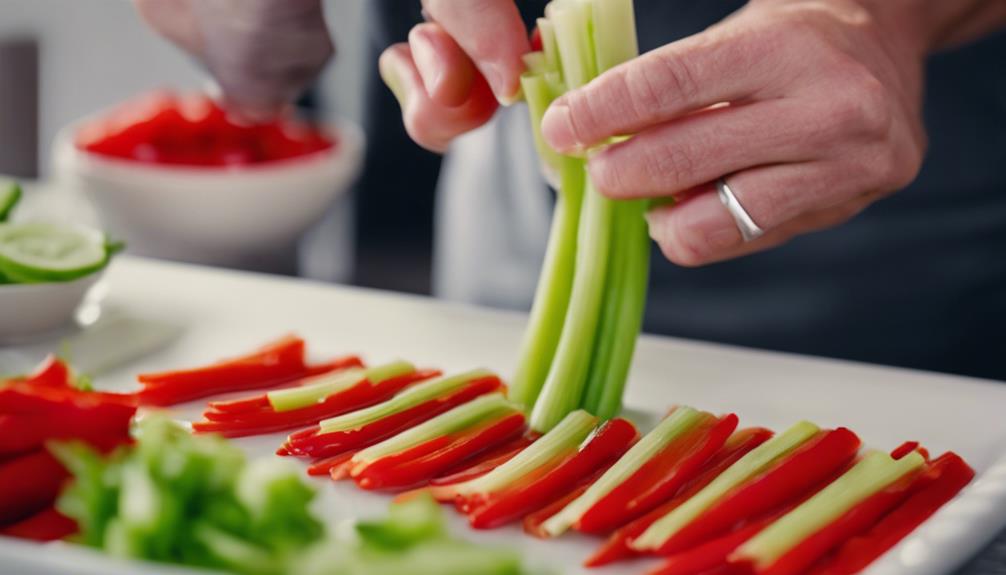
left=53, top=91, right=364, bottom=269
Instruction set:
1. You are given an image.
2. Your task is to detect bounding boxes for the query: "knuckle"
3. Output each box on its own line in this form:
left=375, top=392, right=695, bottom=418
left=628, top=50, right=700, bottom=114
left=828, top=61, right=893, bottom=141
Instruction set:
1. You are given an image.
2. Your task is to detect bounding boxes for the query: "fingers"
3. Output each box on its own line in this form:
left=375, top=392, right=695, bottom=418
left=380, top=44, right=498, bottom=153
left=587, top=101, right=827, bottom=200
left=134, top=0, right=202, bottom=54
left=409, top=23, right=477, bottom=108
left=645, top=162, right=877, bottom=266
left=541, top=27, right=777, bottom=152
left=422, top=0, right=531, bottom=102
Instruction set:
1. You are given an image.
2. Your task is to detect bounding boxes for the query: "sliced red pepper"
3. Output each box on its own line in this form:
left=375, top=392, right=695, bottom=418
left=0, top=507, right=78, bottom=541
left=648, top=515, right=779, bottom=575
left=205, top=356, right=366, bottom=415
left=15, top=355, right=72, bottom=388
left=576, top=414, right=738, bottom=535
left=0, top=383, right=136, bottom=415
left=308, top=450, right=359, bottom=477
left=281, top=375, right=504, bottom=459
left=651, top=427, right=862, bottom=556
left=890, top=441, right=929, bottom=462
left=465, top=418, right=638, bottom=530
left=808, top=452, right=974, bottom=575
left=736, top=463, right=924, bottom=575
left=586, top=427, right=774, bottom=567
left=192, top=369, right=440, bottom=438
left=0, top=403, right=134, bottom=457
left=136, top=335, right=320, bottom=405
left=431, top=435, right=538, bottom=487
left=0, top=451, right=68, bottom=524
left=524, top=466, right=613, bottom=539
left=351, top=412, right=527, bottom=492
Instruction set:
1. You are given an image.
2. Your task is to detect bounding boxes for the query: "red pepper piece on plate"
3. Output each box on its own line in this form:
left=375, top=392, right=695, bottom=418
left=808, top=452, right=974, bottom=575
left=351, top=412, right=528, bottom=492
left=651, top=427, right=862, bottom=556
left=0, top=403, right=135, bottom=458
left=308, top=450, right=359, bottom=477
left=0, top=451, right=69, bottom=524
left=0, top=507, right=78, bottom=541
left=648, top=515, right=779, bottom=575
left=136, top=335, right=317, bottom=405
left=576, top=414, right=738, bottom=535
left=431, top=435, right=538, bottom=487
left=192, top=368, right=439, bottom=438
left=465, top=418, right=638, bottom=530
left=14, top=355, right=73, bottom=388
left=281, top=374, right=504, bottom=459
left=586, top=427, right=774, bottom=567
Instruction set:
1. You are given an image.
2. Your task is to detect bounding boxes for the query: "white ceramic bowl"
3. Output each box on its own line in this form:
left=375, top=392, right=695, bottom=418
left=52, top=117, right=364, bottom=268
left=0, top=271, right=104, bottom=343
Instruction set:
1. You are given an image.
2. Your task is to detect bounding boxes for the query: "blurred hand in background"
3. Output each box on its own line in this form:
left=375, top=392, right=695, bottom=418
left=134, top=0, right=334, bottom=121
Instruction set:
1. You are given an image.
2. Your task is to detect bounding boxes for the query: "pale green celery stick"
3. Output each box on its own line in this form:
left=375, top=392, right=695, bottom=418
left=537, top=18, right=561, bottom=75
left=632, top=420, right=822, bottom=551
left=437, top=410, right=598, bottom=499
left=318, top=369, right=494, bottom=434
left=509, top=79, right=584, bottom=409
left=522, top=52, right=549, bottom=76
left=541, top=406, right=705, bottom=537
left=520, top=73, right=563, bottom=177
left=734, top=450, right=926, bottom=569
left=530, top=177, right=613, bottom=432
left=543, top=71, right=567, bottom=99
left=551, top=0, right=597, bottom=89
left=582, top=201, right=650, bottom=419
left=268, top=361, right=413, bottom=413
left=590, top=0, right=639, bottom=73
left=267, top=368, right=366, bottom=413
left=352, top=393, right=517, bottom=464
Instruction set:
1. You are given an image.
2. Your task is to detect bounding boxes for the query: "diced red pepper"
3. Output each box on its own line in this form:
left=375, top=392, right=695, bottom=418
left=431, top=435, right=538, bottom=487
left=735, top=463, right=924, bottom=575
left=576, top=414, right=738, bottom=535
left=0, top=507, right=78, bottom=541
left=281, top=374, right=504, bottom=459
left=808, top=452, right=974, bottom=575
left=651, top=428, right=862, bottom=556
left=0, top=451, right=68, bottom=524
left=464, top=418, right=638, bottom=530
left=192, top=369, right=440, bottom=438
left=586, top=427, right=774, bottom=567
left=351, top=412, right=528, bottom=492
left=136, top=335, right=320, bottom=405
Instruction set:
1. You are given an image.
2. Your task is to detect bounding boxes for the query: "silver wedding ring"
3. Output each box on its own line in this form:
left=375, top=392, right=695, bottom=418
left=716, top=177, right=764, bottom=242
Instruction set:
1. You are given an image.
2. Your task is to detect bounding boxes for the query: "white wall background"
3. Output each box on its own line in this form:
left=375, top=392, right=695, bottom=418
left=0, top=0, right=369, bottom=174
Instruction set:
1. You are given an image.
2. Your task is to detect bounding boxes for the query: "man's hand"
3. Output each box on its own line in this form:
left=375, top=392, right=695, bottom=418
left=379, top=0, right=531, bottom=152
left=135, top=0, right=334, bottom=121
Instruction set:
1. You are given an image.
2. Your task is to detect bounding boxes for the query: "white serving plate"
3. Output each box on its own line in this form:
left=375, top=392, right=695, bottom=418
left=1, top=256, right=1004, bottom=575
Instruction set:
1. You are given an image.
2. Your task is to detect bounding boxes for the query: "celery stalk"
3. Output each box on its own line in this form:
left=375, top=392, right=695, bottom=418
left=438, top=410, right=598, bottom=499
left=267, top=361, right=413, bottom=413
left=351, top=393, right=517, bottom=465
left=632, top=421, right=821, bottom=551
left=590, top=0, right=639, bottom=73
left=318, top=369, right=494, bottom=434
left=551, top=0, right=596, bottom=89
left=530, top=178, right=613, bottom=432
left=540, top=406, right=705, bottom=537
left=522, top=52, right=549, bottom=77
left=733, top=450, right=926, bottom=568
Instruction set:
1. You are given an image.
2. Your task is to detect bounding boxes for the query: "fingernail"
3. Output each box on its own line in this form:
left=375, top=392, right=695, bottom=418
left=483, top=62, right=517, bottom=105
left=541, top=99, right=580, bottom=153
left=411, top=32, right=443, bottom=97
left=379, top=58, right=410, bottom=109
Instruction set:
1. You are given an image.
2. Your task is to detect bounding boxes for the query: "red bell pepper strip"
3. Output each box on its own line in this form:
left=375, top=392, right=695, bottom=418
left=648, top=515, right=779, bottom=575
left=0, top=507, right=78, bottom=541
left=890, top=441, right=929, bottom=462
left=809, top=452, right=974, bottom=575
left=351, top=412, right=528, bottom=492
left=524, top=466, right=614, bottom=539
left=586, top=427, right=774, bottom=567
left=0, top=404, right=135, bottom=458
left=576, top=414, right=737, bottom=535
left=204, top=356, right=368, bottom=415
left=192, top=369, right=440, bottom=438
left=430, top=434, right=538, bottom=487
left=281, top=375, right=504, bottom=459
left=0, top=383, right=136, bottom=415
left=0, top=451, right=68, bottom=524
left=13, top=355, right=72, bottom=388
left=307, top=450, right=359, bottom=477
left=136, top=335, right=339, bottom=405
left=651, top=427, right=862, bottom=556
left=465, top=418, right=638, bottom=530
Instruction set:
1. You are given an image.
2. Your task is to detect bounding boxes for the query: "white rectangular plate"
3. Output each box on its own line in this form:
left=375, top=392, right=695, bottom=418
left=2, top=256, right=1005, bottom=575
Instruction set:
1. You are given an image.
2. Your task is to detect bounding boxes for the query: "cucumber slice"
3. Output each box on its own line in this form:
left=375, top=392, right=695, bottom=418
left=0, top=222, right=110, bottom=283
left=0, top=182, right=20, bottom=222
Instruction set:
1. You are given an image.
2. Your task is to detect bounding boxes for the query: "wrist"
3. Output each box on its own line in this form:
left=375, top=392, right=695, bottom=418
left=850, top=0, right=932, bottom=56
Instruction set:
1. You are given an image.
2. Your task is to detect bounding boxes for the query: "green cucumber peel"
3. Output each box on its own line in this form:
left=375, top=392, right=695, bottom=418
left=541, top=406, right=705, bottom=537
left=0, top=182, right=21, bottom=222
left=441, top=409, right=598, bottom=499
left=352, top=393, right=517, bottom=465
left=734, top=450, right=926, bottom=568
left=632, top=420, right=822, bottom=551
left=0, top=222, right=110, bottom=283
left=318, top=369, right=495, bottom=434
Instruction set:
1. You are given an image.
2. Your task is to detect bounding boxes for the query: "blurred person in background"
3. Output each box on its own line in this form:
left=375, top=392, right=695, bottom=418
left=136, top=0, right=1006, bottom=381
